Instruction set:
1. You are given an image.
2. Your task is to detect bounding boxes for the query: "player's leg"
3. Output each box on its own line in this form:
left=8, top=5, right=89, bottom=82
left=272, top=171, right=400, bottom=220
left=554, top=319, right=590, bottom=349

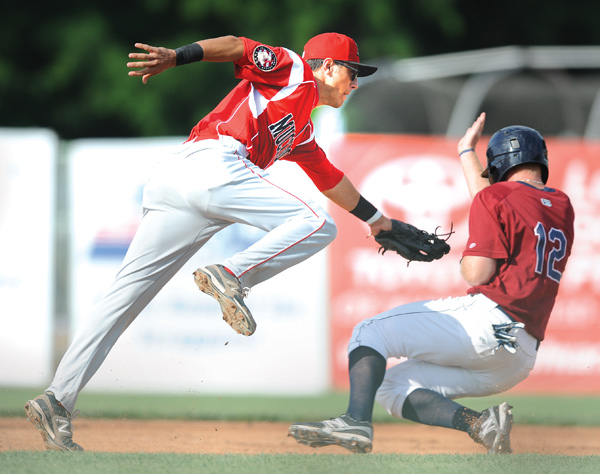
left=289, top=345, right=386, bottom=452
left=400, top=387, right=514, bottom=454
left=186, top=150, right=336, bottom=334
left=376, top=361, right=516, bottom=454
left=346, top=346, right=387, bottom=422
left=194, top=189, right=335, bottom=335
left=27, top=141, right=262, bottom=450
left=27, top=207, right=220, bottom=450
left=401, top=387, right=479, bottom=430
left=201, top=155, right=337, bottom=289
left=47, top=203, right=225, bottom=413
left=348, top=294, right=537, bottom=375
left=365, top=294, right=536, bottom=454
left=290, top=297, right=468, bottom=453
left=25, top=148, right=232, bottom=452
left=290, top=294, right=536, bottom=453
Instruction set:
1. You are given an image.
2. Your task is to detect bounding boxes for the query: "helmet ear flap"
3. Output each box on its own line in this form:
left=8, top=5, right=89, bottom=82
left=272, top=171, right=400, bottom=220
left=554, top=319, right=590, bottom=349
left=487, top=165, right=498, bottom=183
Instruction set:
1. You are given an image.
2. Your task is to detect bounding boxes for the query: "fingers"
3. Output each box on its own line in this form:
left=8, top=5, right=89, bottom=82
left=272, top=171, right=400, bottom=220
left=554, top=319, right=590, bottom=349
left=127, top=61, right=154, bottom=71
left=127, top=43, right=173, bottom=84
left=468, top=112, right=486, bottom=140
left=127, top=43, right=157, bottom=67
left=133, top=42, right=154, bottom=52
left=458, top=112, right=487, bottom=152
left=126, top=69, right=153, bottom=84
left=126, top=44, right=156, bottom=81
left=127, top=53, right=151, bottom=62
left=473, top=112, right=486, bottom=133
left=469, top=113, right=485, bottom=134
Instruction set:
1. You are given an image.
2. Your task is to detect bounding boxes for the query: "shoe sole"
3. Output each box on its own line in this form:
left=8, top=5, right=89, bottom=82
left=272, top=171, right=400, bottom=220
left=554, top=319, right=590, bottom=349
left=24, top=400, right=68, bottom=452
left=289, top=426, right=372, bottom=453
left=193, top=268, right=256, bottom=336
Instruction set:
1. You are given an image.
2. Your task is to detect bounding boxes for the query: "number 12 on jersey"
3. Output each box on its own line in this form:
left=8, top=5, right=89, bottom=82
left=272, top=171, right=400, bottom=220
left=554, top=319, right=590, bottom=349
left=534, top=222, right=568, bottom=283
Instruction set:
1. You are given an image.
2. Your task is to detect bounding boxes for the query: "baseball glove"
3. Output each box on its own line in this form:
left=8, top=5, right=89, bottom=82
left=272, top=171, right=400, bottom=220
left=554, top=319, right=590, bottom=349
left=374, top=220, right=451, bottom=264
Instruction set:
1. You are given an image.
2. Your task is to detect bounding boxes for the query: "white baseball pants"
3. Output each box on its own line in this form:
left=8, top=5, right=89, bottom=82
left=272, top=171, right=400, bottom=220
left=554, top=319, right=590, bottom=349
left=348, top=293, right=538, bottom=419
left=49, top=138, right=336, bottom=412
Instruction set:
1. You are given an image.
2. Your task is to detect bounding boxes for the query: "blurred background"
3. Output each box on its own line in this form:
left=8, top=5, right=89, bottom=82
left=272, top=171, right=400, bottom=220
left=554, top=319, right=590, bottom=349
left=4, top=0, right=600, bottom=139
left=1, top=0, right=599, bottom=397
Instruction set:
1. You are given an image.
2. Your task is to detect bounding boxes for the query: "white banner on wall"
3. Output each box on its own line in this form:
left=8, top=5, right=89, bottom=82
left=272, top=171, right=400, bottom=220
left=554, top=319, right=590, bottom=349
left=0, top=128, right=57, bottom=386
left=67, top=138, right=329, bottom=395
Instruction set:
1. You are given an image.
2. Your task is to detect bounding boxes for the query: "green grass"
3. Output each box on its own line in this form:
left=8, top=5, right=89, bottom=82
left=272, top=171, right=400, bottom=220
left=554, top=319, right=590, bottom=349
left=1, top=452, right=599, bottom=474
left=2, top=387, right=599, bottom=426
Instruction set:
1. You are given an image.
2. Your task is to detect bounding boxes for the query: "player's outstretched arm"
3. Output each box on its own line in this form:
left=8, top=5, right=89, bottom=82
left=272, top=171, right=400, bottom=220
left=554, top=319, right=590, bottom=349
left=127, top=36, right=244, bottom=84
left=321, top=175, right=392, bottom=235
left=457, top=112, right=490, bottom=198
left=323, top=175, right=450, bottom=263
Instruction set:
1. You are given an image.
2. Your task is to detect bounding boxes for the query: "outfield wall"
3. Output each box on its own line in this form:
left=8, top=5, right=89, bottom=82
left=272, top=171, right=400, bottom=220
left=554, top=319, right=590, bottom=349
left=0, top=129, right=598, bottom=395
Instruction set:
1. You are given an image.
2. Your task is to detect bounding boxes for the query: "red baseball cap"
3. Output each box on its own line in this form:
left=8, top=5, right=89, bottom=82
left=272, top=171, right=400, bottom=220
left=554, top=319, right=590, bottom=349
left=302, top=32, right=378, bottom=77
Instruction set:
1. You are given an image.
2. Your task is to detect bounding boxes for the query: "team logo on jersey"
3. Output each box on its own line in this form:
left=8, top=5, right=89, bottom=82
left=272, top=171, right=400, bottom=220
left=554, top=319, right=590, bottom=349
left=268, top=113, right=296, bottom=160
left=253, top=45, right=277, bottom=71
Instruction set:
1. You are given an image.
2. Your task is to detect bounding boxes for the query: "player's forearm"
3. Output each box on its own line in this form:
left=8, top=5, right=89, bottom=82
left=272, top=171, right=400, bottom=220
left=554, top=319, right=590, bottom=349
left=457, top=112, right=490, bottom=198
left=196, top=36, right=245, bottom=62
left=323, top=176, right=390, bottom=233
left=322, top=175, right=361, bottom=211
left=459, top=150, right=490, bottom=199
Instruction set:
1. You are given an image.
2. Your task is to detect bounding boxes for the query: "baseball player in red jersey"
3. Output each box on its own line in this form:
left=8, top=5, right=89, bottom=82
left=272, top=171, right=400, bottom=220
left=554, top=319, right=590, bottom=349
left=23, top=33, right=395, bottom=452
left=289, top=112, right=575, bottom=454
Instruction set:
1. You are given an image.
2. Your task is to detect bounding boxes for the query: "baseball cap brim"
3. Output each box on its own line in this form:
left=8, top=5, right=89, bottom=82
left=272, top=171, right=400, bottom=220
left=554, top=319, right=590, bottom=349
left=344, top=61, right=377, bottom=77
left=338, top=60, right=378, bottom=77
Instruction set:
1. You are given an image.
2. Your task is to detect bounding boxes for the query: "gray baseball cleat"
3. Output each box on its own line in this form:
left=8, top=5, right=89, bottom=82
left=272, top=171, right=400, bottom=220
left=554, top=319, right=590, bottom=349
left=194, top=264, right=256, bottom=336
left=24, top=391, right=84, bottom=452
left=469, top=402, right=513, bottom=454
left=289, top=414, right=373, bottom=453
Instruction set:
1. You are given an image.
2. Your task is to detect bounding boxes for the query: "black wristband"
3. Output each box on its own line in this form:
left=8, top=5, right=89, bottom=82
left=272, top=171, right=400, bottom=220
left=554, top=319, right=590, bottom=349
left=350, top=195, right=379, bottom=222
left=175, top=43, right=204, bottom=66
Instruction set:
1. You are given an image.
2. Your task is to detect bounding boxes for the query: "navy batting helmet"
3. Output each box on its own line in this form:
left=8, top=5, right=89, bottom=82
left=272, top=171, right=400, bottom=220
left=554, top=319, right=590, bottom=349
left=482, top=126, right=549, bottom=184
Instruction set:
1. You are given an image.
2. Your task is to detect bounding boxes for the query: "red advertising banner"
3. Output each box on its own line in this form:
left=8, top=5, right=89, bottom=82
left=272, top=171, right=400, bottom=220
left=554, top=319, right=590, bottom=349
left=328, top=134, right=600, bottom=394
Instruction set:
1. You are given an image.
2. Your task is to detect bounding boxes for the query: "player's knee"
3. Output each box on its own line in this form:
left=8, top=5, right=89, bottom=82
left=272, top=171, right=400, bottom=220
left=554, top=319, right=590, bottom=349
left=304, top=212, right=337, bottom=247
left=348, top=321, right=390, bottom=359
left=320, top=215, right=337, bottom=243
left=375, top=380, right=409, bottom=419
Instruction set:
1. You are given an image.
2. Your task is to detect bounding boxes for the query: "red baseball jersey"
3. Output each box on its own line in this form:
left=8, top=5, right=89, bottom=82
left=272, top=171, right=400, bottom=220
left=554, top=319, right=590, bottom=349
left=185, top=37, right=344, bottom=192
left=463, top=181, right=575, bottom=341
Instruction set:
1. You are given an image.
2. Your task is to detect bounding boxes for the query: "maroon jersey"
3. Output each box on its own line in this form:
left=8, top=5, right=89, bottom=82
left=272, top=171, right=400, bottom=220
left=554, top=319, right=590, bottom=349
left=186, top=37, right=344, bottom=192
left=463, top=181, right=575, bottom=340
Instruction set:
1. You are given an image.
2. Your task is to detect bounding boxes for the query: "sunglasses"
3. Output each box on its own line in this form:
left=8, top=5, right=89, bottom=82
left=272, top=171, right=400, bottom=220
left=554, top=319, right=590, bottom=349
left=334, top=60, right=359, bottom=81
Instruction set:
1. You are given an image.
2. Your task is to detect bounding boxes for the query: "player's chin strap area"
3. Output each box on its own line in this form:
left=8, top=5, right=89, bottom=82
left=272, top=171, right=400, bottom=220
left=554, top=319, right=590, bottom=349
left=492, top=321, right=526, bottom=354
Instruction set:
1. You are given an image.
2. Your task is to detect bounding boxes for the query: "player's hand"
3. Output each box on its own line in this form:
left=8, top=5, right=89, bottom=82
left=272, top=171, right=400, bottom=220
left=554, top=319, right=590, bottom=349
left=368, top=215, right=392, bottom=237
left=457, top=112, right=486, bottom=154
left=127, top=43, right=176, bottom=84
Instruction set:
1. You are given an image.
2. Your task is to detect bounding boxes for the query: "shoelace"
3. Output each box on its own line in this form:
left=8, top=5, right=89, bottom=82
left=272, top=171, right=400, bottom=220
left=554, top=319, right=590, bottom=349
left=65, top=409, right=80, bottom=434
left=323, top=417, right=349, bottom=429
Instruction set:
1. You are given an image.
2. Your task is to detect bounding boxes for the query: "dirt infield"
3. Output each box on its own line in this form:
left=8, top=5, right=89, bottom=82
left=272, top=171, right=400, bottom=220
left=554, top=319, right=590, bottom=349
left=2, top=417, right=599, bottom=455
